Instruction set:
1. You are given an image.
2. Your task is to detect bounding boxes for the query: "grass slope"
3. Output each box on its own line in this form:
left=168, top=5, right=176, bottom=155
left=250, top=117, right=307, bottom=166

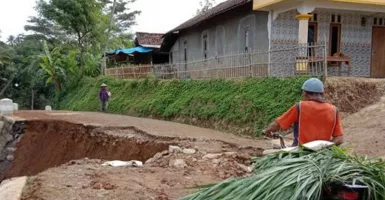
left=59, top=77, right=308, bottom=136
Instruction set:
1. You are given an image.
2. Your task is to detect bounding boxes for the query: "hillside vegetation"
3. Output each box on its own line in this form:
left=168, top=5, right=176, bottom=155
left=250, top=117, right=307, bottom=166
left=59, top=77, right=309, bottom=136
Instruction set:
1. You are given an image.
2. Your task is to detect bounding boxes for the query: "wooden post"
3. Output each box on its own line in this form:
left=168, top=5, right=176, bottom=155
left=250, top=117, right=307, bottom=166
left=248, top=52, right=253, bottom=77
left=323, top=44, right=327, bottom=83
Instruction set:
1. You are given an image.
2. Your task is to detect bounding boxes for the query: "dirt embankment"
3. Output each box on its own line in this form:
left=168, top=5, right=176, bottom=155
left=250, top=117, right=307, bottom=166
left=2, top=120, right=173, bottom=180
left=325, top=77, right=385, bottom=114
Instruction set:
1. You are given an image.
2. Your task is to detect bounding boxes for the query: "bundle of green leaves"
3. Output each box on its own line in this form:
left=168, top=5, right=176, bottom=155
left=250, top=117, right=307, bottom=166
left=182, top=146, right=385, bottom=200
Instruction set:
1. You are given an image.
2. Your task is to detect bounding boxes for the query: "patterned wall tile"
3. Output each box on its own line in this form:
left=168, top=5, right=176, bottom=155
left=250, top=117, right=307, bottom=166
left=270, top=8, right=385, bottom=77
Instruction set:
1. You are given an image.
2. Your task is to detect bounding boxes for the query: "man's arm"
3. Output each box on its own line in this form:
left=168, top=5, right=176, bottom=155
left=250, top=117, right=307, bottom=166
left=332, top=111, right=344, bottom=145
left=262, top=121, right=281, bottom=137
left=263, top=104, right=298, bottom=137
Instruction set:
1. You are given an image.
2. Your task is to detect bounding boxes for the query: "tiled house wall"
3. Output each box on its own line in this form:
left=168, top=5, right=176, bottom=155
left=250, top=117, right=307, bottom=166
left=270, top=8, right=385, bottom=77
left=270, top=10, right=300, bottom=76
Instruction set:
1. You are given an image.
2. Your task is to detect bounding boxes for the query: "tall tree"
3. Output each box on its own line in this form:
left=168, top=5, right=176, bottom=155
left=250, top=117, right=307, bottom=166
left=29, top=0, right=140, bottom=74
left=196, top=0, right=216, bottom=15
left=24, top=16, right=66, bottom=42
left=102, top=0, right=140, bottom=49
left=105, top=0, right=141, bottom=35
left=35, top=0, right=108, bottom=73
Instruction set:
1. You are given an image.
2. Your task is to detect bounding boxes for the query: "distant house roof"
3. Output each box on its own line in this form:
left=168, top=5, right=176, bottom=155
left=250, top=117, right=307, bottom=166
left=161, top=0, right=252, bottom=51
left=135, top=32, right=164, bottom=48
left=166, top=0, right=251, bottom=34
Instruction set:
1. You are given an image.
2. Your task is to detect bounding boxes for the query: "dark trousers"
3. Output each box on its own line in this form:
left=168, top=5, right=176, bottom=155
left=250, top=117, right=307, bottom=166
left=101, top=101, right=108, bottom=112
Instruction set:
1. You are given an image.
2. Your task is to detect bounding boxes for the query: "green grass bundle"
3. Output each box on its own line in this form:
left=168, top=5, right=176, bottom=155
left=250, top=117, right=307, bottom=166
left=182, top=147, right=385, bottom=200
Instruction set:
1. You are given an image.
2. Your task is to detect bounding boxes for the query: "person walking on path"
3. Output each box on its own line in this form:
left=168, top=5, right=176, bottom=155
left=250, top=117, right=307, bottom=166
left=99, top=83, right=111, bottom=112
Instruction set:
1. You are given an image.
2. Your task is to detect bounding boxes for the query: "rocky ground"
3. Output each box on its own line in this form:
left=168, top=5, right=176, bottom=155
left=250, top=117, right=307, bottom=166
left=21, top=142, right=260, bottom=200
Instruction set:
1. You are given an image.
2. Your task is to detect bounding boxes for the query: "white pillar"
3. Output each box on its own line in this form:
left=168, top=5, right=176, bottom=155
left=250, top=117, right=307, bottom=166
left=296, top=14, right=312, bottom=44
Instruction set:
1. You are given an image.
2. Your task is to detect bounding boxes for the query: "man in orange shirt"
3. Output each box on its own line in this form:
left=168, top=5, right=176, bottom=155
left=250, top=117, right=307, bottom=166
left=263, top=78, right=344, bottom=146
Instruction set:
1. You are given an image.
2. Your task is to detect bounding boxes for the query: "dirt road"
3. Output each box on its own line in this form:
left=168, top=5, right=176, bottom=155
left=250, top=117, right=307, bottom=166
left=12, top=111, right=269, bottom=149
left=343, top=96, right=385, bottom=157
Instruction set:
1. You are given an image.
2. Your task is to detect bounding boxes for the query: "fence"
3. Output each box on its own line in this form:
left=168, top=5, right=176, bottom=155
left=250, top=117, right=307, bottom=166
left=105, top=64, right=153, bottom=79
left=106, top=44, right=328, bottom=80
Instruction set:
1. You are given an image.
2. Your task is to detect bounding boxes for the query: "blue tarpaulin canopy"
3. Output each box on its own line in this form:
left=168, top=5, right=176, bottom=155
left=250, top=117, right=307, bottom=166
left=108, top=46, right=153, bottom=55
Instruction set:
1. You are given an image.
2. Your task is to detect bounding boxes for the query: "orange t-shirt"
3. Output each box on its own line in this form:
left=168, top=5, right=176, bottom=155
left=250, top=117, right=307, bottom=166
left=276, top=101, right=343, bottom=145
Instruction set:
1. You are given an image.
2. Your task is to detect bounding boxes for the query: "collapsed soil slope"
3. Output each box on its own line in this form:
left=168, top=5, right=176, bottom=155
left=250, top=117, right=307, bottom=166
left=2, top=120, right=173, bottom=180
left=12, top=111, right=268, bottom=149
left=10, top=119, right=263, bottom=200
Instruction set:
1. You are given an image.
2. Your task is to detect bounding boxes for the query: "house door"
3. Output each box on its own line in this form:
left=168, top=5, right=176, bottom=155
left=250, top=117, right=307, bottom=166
left=371, top=27, right=385, bottom=78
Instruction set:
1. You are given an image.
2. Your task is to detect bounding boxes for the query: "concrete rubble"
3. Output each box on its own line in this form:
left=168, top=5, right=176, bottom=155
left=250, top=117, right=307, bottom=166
left=169, top=159, right=187, bottom=169
left=0, top=176, right=28, bottom=200
left=182, top=148, right=196, bottom=154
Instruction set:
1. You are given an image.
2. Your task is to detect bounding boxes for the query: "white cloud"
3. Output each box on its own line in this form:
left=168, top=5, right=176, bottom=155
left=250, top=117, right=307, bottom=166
left=0, top=0, right=226, bottom=41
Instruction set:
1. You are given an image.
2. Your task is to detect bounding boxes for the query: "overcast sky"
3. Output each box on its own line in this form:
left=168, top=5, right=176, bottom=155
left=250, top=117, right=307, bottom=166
left=0, top=0, right=226, bottom=41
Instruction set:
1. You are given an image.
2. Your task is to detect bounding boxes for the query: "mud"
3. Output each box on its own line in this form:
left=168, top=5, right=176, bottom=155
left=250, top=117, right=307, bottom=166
left=2, top=120, right=173, bottom=180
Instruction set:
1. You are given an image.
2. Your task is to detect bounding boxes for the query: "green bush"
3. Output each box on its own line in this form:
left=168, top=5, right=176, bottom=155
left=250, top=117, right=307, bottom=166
left=58, top=76, right=309, bottom=136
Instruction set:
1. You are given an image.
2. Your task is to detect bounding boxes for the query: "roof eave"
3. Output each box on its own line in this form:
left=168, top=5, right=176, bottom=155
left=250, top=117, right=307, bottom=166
left=252, top=0, right=285, bottom=10
left=140, top=44, right=161, bottom=49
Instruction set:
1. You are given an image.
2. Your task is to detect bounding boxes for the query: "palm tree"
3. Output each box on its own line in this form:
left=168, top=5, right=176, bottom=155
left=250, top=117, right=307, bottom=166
left=6, top=35, right=15, bottom=46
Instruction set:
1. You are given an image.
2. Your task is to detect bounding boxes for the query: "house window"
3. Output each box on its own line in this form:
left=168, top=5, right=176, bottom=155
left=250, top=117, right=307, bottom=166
left=308, top=22, right=318, bottom=56
left=310, top=13, right=318, bottom=22
left=169, top=52, right=173, bottom=63
left=216, top=26, right=225, bottom=56
left=184, top=41, right=188, bottom=62
left=203, top=34, right=208, bottom=59
left=331, top=14, right=342, bottom=23
left=329, top=24, right=341, bottom=56
left=374, top=18, right=385, bottom=26
left=308, top=22, right=318, bottom=45
left=245, top=27, right=250, bottom=52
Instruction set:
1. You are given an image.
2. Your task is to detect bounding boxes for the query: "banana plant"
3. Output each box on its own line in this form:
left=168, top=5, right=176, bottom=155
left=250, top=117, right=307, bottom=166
left=39, top=41, right=67, bottom=91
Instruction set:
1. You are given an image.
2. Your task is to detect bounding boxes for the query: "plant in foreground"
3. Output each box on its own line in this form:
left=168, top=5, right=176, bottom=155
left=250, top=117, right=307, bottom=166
left=182, top=146, right=385, bottom=200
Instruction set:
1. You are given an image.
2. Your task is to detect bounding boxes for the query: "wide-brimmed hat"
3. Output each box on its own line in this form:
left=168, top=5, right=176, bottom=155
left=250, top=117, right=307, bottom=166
left=101, top=83, right=107, bottom=87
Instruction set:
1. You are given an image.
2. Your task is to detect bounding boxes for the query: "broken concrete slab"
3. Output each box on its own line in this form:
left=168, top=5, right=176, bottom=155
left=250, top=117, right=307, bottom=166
left=0, top=176, right=27, bottom=200
left=202, top=153, right=223, bottom=160
left=182, top=148, right=196, bottom=154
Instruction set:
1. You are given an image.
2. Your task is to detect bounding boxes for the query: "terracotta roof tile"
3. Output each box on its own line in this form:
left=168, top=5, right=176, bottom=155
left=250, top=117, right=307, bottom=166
left=136, top=32, right=164, bottom=47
